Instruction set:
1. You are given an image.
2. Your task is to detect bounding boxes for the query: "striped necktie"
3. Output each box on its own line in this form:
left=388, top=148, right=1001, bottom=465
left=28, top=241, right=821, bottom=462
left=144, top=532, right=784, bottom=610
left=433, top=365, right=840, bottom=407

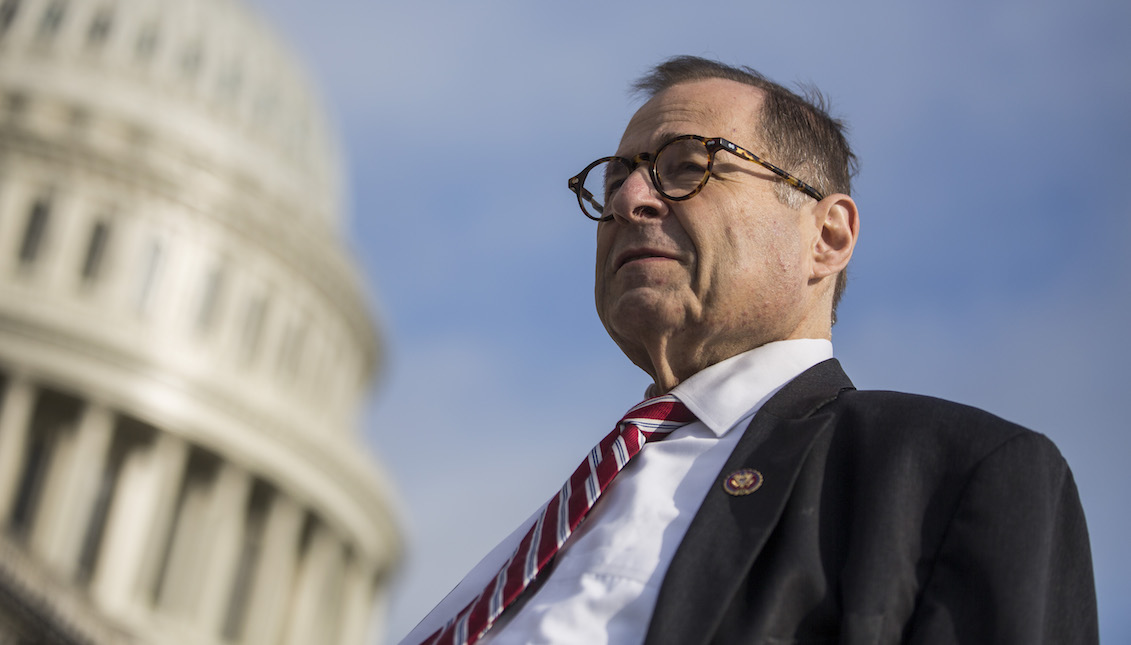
left=420, top=394, right=696, bottom=645
left=420, top=391, right=692, bottom=642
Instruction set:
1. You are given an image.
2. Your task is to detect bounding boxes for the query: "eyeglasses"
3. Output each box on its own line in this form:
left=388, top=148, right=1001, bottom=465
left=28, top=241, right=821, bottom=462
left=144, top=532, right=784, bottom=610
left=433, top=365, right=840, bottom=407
left=567, top=134, right=825, bottom=222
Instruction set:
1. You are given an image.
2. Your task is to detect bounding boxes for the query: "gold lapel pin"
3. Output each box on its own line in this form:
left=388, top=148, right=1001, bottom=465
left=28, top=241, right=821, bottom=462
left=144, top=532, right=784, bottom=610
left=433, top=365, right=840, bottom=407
left=723, top=468, right=764, bottom=496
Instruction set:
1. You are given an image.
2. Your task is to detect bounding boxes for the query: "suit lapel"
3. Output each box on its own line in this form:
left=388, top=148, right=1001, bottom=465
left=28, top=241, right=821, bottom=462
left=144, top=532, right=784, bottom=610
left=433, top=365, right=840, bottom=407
left=644, top=359, right=854, bottom=645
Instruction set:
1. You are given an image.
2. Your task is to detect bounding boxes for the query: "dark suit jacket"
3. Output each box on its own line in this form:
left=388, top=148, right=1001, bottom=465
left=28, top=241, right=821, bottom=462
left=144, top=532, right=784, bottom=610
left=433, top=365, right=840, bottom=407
left=644, top=359, right=1097, bottom=645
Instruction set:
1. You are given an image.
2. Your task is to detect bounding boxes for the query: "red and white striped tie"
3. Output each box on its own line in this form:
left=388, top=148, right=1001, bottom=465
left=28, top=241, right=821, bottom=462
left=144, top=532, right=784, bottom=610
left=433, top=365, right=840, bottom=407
left=419, top=394, right=696, bottom=645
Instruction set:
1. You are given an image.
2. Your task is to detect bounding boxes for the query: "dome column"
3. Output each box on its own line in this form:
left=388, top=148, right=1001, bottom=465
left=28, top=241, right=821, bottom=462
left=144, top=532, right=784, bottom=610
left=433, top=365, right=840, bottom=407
left=91, top=431, right=189, bottom=616
left=194, top=461, right=253, bottom=637
left=29, top=399, right=114, bottom=578
left=284, top=521, right=346, bottom=645
left=337, top=559, right=377, bottom=645
left=241, top=492, right=303, bottom=645
left=0, top=374, right=36, bottom=524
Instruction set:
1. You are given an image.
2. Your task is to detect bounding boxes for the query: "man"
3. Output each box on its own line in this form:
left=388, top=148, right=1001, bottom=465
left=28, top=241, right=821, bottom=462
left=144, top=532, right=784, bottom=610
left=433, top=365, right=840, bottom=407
left=404, top=56, right=1097, bottom=644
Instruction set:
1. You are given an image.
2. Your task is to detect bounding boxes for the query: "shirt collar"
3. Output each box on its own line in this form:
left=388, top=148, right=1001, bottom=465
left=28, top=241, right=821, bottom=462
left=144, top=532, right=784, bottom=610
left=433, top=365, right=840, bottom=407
left=669, top=339, right=834, bottom=438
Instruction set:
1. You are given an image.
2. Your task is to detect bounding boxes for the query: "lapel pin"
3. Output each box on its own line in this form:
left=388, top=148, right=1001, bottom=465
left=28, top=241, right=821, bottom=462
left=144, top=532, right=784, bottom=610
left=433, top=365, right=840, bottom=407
left=723, top=468, right=764, bottom=496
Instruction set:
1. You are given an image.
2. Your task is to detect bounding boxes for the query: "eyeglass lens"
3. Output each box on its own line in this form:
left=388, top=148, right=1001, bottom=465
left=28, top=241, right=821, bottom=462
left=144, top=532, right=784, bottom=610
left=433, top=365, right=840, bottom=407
left=580, top=138, right=712, bottom=218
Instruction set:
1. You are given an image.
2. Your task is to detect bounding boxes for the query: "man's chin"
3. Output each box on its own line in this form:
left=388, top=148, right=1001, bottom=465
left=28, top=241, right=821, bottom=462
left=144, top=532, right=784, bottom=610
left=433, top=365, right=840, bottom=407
left=604, top=298, right=681, bottom=338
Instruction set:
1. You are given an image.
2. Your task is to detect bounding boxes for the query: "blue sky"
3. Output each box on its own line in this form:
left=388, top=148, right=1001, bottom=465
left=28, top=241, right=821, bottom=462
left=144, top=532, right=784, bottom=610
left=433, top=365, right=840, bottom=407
left=248, top=1, right=1130, bottom=641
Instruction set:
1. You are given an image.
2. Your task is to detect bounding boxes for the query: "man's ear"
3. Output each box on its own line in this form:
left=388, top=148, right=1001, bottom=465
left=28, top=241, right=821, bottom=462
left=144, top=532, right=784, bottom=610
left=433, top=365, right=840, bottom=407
left=810, top=193, right=859, bottom=280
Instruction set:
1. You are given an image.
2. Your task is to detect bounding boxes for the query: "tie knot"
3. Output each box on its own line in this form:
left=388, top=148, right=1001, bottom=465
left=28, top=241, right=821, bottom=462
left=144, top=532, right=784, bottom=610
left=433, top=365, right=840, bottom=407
left=618, top=394, right=696, bottom=441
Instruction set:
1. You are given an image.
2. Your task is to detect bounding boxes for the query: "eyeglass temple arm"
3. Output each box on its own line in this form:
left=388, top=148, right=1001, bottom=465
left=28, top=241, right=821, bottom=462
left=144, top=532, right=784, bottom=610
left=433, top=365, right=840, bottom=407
left=569, top=176, right=604, bottom=213
left=717, top=140, right=825, bottom=201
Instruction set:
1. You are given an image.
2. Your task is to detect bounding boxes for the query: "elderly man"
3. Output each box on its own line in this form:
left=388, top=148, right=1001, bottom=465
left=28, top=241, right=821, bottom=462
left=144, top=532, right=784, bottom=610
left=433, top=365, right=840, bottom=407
left=404, top=56, right=1096, bottom=645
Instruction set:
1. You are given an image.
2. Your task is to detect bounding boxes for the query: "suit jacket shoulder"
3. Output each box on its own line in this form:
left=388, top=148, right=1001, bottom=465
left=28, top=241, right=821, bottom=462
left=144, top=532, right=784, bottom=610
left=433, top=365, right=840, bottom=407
left=645, top=359, right=1097, bottom=645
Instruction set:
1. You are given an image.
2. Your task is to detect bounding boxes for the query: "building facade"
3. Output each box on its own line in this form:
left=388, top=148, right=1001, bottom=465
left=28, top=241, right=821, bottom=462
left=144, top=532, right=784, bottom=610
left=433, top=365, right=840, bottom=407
left=0, top=0, right=402, bottom=643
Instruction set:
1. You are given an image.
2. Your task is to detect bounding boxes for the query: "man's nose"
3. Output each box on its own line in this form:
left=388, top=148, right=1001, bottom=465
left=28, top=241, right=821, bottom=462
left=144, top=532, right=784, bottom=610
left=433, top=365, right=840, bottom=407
left=607, top=167, right=668, bottom=224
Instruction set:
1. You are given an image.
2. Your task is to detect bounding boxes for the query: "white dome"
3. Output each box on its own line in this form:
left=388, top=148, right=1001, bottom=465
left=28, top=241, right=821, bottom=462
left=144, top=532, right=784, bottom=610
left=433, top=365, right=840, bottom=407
left=0, top=0, right=401, bottom=643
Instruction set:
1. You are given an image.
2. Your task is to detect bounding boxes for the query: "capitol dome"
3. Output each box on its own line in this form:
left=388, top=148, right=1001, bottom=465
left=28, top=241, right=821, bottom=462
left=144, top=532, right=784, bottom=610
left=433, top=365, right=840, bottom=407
left=0, top=0, right=401, bottom=643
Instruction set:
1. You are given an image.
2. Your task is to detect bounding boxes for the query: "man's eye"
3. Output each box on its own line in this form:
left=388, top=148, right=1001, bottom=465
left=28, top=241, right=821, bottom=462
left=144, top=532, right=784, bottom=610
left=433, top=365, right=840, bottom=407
left=658, top=155, right=708, bottom=183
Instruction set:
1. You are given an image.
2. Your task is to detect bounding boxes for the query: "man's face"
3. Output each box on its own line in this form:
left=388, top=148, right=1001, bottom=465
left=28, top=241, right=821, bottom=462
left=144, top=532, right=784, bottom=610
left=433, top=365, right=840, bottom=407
left=594, top=78, right=821, bottom=383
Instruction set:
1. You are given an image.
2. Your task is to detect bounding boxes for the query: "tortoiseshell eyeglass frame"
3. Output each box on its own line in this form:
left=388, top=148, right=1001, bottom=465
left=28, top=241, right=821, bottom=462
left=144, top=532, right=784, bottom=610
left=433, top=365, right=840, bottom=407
left=567, top=134, right=826, bottom=222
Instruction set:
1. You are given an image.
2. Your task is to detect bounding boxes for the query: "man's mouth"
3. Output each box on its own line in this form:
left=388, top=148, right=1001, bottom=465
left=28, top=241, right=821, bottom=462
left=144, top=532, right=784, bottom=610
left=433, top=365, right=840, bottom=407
left=615, top=248, right=679, bottom=271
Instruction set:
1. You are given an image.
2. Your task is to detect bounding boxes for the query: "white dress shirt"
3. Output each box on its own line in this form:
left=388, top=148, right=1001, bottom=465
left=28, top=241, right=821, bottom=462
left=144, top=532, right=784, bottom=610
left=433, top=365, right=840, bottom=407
left=402, top=339, right=834, bottom=645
